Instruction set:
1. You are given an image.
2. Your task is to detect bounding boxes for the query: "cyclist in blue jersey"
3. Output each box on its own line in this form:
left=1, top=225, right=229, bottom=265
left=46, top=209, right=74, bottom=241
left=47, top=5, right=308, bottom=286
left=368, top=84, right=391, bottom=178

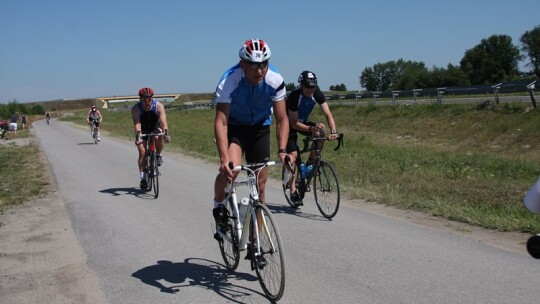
left=212, top=39, right=294, bottom=227
left=285, top=70, right=338, bottom=206
left=132, top=87, right=170, bottom=190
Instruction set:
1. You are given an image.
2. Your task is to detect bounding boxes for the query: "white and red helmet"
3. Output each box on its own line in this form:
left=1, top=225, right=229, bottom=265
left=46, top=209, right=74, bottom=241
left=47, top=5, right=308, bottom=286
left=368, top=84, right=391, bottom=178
left=239, top=39, right=271, bottom=63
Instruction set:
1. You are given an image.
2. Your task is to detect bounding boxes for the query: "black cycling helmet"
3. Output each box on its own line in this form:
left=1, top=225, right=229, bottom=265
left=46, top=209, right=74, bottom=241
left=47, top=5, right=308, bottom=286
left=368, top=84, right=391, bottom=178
left=298, top=70, right=318, bottom=87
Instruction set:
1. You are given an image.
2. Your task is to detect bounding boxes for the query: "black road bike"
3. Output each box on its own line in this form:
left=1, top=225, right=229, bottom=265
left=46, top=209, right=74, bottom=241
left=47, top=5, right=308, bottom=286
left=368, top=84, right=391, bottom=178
left=140, top=132, right=165, bottom=198
left=282, top=133, right=343, bottom=219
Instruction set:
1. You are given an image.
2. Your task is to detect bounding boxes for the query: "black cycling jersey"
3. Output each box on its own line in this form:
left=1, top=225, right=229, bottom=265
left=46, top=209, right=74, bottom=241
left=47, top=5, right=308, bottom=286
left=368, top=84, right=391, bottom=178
left=137, top=99, right=161, bottom=133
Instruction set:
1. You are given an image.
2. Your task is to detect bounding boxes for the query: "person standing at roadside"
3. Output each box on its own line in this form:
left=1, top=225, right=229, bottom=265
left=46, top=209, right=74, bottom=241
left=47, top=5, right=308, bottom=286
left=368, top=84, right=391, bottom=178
left=8, top=112, right=19, bottom=139
left=21, top=114, right=27, bottom=129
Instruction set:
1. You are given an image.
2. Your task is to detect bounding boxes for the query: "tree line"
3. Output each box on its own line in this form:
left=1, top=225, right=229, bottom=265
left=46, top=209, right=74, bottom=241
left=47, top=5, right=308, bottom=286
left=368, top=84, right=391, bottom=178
left=359, top=25, right=540, bottom=92
left=0, top=100, right=45, bottom=120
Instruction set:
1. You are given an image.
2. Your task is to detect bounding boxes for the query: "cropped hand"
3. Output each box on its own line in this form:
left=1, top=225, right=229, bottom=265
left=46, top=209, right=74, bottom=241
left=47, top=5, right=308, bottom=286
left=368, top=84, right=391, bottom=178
left=329, top=132, right=339, bottom=141
left=279, top=153, right=295, bottom=167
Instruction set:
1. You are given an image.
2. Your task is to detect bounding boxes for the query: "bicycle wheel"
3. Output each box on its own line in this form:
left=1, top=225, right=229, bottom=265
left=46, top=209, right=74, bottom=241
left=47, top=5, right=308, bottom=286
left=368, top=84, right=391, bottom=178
left=93, top=128, right=98, bottom=144
left=313, top=160, right=340, bottom=219
left=218, top=198, right=240, bottom=270
left=151, top=153, right=159, bottom=198
left=251, top=203, right=285, bottom=301
left=281, top=166, right=298, bottom=208
left=145, top=153, right=154, bottom=193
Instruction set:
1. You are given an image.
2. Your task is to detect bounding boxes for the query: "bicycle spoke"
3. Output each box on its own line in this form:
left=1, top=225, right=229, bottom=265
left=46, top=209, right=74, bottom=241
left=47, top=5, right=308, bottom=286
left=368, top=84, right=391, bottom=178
left=253, top=204, right=285, bottom=301
left=313, top=161, right=340, bottom=219
left=218, top=200, right=240, bottom=270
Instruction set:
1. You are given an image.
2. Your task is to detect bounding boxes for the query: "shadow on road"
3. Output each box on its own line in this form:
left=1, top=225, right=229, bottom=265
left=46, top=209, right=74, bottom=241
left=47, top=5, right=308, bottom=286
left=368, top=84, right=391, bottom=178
left=77, top=142, right=97, bottom=145
left=132, top=258, right=264, bottom=303
left=266, top=202, right=329, bottom=222
left=99, top=187, right=144, bottom=197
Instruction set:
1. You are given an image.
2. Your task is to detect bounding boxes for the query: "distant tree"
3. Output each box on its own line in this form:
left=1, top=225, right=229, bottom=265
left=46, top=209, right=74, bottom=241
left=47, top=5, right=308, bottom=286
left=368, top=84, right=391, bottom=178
left=29, top=104, right=45, bottom=115
left=329, top=84, right=347, bottom=91
left=520, top=25, right=540, bottom=78
left=460, top=34, right=522, bottom=84
left=286, top=82, right=297, bottom=91
left=360, top=59, right=429, bottom=91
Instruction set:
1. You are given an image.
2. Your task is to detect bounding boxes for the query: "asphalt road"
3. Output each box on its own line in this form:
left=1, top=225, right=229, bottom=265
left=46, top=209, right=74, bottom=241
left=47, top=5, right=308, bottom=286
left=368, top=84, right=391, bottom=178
left=32, top=119, right=540, bottom=304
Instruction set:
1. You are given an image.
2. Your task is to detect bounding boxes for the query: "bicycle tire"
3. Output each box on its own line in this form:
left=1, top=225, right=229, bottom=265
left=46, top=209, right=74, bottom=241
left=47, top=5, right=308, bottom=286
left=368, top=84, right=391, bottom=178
left=93, top=127, right=98, bottom=144
left=151, top=153, right=159, bottom=198
left=145, top=153, right=154, bottom=193
left=281, top=166, right=298, bottom=208
left=218, top=197, right=240, bottom=270
left=313, top=160, right=340, bottom=219
left=251, top=203, right=285, bottom=301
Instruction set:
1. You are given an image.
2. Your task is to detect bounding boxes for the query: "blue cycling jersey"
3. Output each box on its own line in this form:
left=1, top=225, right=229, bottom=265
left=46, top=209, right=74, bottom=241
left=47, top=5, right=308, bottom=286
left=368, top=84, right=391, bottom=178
left=286, top=86, right=326, bottom=122
left=214, top=63, right=286, bottom=126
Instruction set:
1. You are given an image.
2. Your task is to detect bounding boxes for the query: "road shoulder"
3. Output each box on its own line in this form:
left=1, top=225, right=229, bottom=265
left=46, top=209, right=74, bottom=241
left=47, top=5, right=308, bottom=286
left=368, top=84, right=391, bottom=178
left=0, top=136, right=107, bottom=304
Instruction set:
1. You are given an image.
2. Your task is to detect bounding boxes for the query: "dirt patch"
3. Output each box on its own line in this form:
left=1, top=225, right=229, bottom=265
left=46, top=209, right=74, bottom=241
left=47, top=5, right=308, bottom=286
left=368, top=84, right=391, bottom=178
left=0, top=137, right=34, bottom=147
left=0, top=134, right=107, bottom=304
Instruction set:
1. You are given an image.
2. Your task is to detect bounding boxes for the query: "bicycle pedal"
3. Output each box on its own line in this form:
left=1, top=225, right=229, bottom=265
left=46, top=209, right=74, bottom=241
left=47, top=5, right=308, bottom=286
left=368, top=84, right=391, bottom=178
left=213, top=232, right=223, bottom=242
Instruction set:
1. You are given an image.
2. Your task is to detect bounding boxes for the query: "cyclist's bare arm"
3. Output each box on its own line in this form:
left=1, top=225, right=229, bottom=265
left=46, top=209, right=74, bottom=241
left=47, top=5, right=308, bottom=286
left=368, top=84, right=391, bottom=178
left=320, top=102, right=338, bottom=140
left=273, top=99, right=294, bottom=164
left=288, top=110, right=312, bottom=134
left=214, top=103, right=233, bottom=178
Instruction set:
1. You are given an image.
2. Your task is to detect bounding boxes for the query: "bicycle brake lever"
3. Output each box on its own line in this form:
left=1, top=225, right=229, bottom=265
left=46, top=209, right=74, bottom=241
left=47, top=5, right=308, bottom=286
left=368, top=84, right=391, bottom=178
left=334, top=133, right=344, bottom=151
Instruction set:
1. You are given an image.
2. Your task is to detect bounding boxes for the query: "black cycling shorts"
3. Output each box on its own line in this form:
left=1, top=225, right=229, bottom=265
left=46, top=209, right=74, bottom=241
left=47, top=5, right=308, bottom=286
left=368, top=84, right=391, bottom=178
left=228, top=124, right=270, bottom=163
left=286, top=121, right=317, bottom=153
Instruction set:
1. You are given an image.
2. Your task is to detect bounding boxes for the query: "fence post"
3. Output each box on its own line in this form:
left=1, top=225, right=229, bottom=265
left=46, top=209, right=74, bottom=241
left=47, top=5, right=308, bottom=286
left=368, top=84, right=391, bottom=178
left=492, top=83, right=502, bottom=105
left=355, top=93, right=362, bottom=107
left=413, top=89, right=422, bottom=104
left=437, top=88, right=446, bottom=104
left=372, top=92, right=380, bottom=105
left=527, top=81, right=537, bottom=109
left=392, top=91, right=401, bottom=106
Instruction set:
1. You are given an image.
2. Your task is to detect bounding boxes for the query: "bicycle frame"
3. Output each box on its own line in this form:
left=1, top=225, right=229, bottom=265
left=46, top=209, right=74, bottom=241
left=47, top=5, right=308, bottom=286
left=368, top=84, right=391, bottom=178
left=219, top=161, right=278, bottom=254
left=296, top=133, right=343, bottom=187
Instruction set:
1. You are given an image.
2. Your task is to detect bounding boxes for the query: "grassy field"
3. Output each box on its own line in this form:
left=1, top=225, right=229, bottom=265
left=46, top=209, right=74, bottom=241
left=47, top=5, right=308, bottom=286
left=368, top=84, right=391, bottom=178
left=0, top=128, right=48, bottom=219
left=56, top=101, right=540, bottom=233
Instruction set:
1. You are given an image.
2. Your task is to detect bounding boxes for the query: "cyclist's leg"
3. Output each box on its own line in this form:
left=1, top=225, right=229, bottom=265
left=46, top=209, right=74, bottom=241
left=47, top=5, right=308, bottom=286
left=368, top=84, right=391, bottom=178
left=309, top=127, right=325, bottom=162
left=95, top=122, right=101, bottom=140
left=137, top=141, right=147, bottom=188
left=245, top=125, right=270, bottom=204
left=154, top=134, right=164, bottom=165
left=213, top=131, right=242, bottom=228
left=285, top=133, right=298, bottom=193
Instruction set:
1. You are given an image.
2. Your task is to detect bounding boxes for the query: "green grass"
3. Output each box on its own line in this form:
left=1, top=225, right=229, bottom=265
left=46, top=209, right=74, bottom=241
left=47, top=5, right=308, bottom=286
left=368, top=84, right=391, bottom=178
left=49, top=101, right=540, bottom=233
left=0, top=143, right=48, bottom=211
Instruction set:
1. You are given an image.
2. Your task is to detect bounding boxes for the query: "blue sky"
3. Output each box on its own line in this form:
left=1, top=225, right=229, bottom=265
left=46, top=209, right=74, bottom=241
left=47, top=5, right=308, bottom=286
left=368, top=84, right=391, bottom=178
left=1, top=0, right=539, bottom=103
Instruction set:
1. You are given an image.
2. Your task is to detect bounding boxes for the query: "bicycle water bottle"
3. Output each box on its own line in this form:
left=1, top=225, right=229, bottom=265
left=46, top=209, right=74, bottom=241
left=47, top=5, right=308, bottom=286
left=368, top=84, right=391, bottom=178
left=300, top=163, right=307, bottom=179
left=305, top=164, right=313, bottom=178
left=239, top=197, right=249, bottom=222
left=282, top=169, right=290, bottom=185
left=149, top=140, right=156, bottom=152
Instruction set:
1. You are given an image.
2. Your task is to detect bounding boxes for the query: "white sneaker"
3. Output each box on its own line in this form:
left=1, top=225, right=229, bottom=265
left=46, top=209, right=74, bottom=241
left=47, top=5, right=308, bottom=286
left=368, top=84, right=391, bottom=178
left=97, top=137, right=101, bottom=141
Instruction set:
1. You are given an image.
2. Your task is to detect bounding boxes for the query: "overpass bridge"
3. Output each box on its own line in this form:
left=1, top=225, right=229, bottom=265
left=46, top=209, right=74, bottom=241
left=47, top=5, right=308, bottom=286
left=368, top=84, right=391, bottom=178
left=97, top=94, right=182, bottom=108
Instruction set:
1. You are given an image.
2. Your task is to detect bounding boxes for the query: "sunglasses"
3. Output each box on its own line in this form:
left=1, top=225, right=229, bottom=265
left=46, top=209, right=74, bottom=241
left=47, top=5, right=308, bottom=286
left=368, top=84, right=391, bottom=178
left=245, top=60, right=269, bottom=70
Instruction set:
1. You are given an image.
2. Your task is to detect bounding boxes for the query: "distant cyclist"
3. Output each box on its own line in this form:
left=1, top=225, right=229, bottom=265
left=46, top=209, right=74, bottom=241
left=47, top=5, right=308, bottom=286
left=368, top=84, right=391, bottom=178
left=211, top=38, right=294, bottom=228
left=285, top=70, right=338, bottom=206
left=45, top=112, right=50, bottom=124
left=86, top=105, right=103, bottom=141
left=131, top=87, right=170, bottom=190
